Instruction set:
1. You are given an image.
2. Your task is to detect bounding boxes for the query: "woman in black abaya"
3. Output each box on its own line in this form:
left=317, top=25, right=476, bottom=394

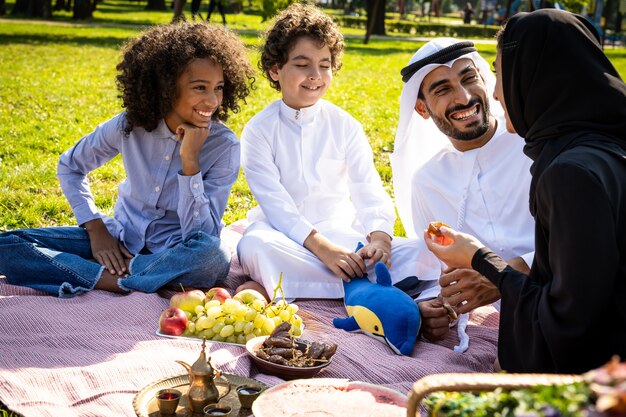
left=424, top=9, right=626, bottom=374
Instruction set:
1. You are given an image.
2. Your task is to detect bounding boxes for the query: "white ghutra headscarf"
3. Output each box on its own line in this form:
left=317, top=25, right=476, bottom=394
left=391, top=38, right=504, bottom=238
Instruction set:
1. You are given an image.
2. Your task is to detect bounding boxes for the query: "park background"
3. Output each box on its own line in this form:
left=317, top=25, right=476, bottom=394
left=0, top=0, right=625, bottom=415
left=0, top=0, right=625, bottom=233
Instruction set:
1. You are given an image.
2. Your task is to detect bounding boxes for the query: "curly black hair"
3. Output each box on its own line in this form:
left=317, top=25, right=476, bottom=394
left=116, top=22, right=255, bottom=134
left=260, top=3, right=345, bottom=91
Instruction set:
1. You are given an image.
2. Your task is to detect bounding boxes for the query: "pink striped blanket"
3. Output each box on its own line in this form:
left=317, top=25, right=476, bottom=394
left=0, top=222, right=499, bottom=416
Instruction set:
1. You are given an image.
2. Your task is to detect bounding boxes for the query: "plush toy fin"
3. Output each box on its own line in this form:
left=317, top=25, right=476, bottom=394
left=374, top=262, right=392, bottom=287
left=333, top=316, right=360, bottom=331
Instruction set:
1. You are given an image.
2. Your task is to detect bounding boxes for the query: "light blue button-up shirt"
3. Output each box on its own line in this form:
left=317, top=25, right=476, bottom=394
left=57, top=112, right=240, bottom=255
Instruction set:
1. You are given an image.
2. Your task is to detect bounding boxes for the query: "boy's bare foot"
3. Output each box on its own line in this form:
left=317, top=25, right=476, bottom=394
left=235, top=280, right=271, bottom=302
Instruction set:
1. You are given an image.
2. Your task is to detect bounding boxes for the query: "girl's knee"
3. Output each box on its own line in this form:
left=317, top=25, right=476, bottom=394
left=187, top=231, right=229, bottom=253
left=185, top=233, right=231, bottom=277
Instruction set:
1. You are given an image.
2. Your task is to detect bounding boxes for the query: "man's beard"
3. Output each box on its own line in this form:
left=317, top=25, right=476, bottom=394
left=427, top=97, right=490, bottom=141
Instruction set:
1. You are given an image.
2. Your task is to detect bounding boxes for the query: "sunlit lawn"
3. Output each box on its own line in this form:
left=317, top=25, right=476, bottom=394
left=0, top=1, right=625, bottom=238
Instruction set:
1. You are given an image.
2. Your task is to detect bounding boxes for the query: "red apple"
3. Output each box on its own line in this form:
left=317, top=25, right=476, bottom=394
left=159, top=307, right=188, bottom=336
left=169, top=289, right=206, bottom=313
left=206, top=287, right=231, bottom=304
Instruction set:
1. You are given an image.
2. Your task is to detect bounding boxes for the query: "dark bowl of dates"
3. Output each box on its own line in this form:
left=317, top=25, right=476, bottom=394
left=246, top=335, right=336, bottom=380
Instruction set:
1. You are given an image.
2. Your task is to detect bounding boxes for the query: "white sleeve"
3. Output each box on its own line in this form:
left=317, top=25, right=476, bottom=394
left=520, top=251, right=535, bottom=270
left=410, top=169, right=437, bottom=238
left=345, top=123, right=395, bottom=237
left=241, top=123, right=315, bottom=245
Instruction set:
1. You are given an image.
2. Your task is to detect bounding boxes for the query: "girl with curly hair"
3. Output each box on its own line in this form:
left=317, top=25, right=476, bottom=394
left=0, top=23, right=255, bottom=297
left=236, top=3, right=440, bottom=301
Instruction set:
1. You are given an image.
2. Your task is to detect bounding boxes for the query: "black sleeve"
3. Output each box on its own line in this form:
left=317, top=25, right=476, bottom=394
left=472, top=161, right=619, bottom=373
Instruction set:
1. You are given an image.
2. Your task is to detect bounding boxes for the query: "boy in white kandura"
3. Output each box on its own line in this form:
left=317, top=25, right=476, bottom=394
left=236, top=3, right=440, bottom=301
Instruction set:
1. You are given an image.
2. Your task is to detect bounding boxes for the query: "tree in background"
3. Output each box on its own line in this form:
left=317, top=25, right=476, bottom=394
left=146, top=0, right=166, bottom=10
left=12, top=0, right=52, bottom=17
left=261, top=0, right=294, bottom=20
left=364, top=0, right=386, bottom=42
left=11, top=0, right=95, bottom=18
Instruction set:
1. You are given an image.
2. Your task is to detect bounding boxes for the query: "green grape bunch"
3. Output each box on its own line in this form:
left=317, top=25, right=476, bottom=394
left=159, top=273, right=303, bottom=345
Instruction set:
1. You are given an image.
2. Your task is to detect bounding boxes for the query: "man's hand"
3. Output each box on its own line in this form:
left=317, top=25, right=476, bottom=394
left=304, top=230, right=366, bottom=282
left=84, top=219, right=133, bottom=276
left=439, top=267, right=500, bottom=315
left=357, top=231, right=392, bottom=268
left=418, top=299, right=452, bottom=341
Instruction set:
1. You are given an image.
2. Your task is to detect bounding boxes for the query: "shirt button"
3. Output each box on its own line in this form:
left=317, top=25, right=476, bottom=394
left=193, top=183, right=199, bottom=189
left=155, top=186, right=160, bottom=192
left=193, top=211, right=199, bottom=217
left=165, top=155, right=170, bottom=161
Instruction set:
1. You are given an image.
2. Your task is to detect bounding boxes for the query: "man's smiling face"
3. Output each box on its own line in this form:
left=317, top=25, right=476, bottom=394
left=415, top=58, right=493, bottom=148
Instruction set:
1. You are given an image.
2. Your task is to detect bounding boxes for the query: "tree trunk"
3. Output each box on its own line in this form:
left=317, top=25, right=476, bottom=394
left=430, top=0, right=440, bottom=17
left=0, top=0, right=6, bottom=15
left=72, top=0, right=92, bottom=19
left=364, top=0, right=385, bottom=44
left=503, top=0, right=512, bottom=21
left=12, top=0, right=51, bottom=17
left=171, top=0, right=185, bottom=21
left=146, top=0, right=166, bottom=10
left=53, top=0, right=71, bottom=11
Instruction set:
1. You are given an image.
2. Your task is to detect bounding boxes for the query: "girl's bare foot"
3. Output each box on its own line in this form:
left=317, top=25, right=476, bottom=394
left=94, top=258, right=131, bottom=293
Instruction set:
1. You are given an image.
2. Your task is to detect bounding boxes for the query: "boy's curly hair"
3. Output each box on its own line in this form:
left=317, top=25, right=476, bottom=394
left=116, top=23, right=255, bottom=134
left=260, top=3, right=344, bottom=91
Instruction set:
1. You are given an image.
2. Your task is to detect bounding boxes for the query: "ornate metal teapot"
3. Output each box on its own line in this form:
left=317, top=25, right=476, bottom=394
left=176, top=339, right=230, bottom=414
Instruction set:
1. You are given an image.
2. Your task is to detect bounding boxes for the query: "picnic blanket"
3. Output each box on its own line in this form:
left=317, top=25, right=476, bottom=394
left=0, top=222, right=499, bottom=417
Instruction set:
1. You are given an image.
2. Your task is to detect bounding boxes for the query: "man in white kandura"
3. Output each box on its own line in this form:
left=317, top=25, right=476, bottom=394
left=391, top=38, right=535, bottom=342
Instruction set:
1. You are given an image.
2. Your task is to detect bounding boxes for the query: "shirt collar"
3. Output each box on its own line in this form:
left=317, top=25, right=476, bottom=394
left=153, top=119, right=179, bottom=141
left=279, top=100, right=323, bottom=125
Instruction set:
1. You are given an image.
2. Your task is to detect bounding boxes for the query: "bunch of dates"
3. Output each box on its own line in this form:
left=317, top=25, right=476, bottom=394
left=256, top=322, right=337, bottom=367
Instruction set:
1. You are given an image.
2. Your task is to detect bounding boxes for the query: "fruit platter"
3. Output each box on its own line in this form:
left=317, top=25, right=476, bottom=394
left=157, top=275, right=304, bottom=346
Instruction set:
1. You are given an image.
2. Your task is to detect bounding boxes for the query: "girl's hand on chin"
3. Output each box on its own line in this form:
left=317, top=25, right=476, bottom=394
left=423, top=226, right=484, bottom=269
left=176, top=122, right=210, bottom=175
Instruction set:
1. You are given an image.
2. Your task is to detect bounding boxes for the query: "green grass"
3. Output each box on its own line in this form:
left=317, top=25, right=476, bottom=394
left=0, top=2, right=625, bottom=239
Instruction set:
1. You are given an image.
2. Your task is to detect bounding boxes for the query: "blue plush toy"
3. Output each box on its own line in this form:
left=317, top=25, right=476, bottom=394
left=332, top=244, right=421, bottom=356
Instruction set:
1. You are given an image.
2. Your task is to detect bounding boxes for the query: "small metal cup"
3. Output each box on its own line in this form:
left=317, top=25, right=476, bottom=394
left=203, top=402, right=232, bottom=416
left=235, top=384, right=263, bottom=409
left=155, top=388, right=182, bottom=415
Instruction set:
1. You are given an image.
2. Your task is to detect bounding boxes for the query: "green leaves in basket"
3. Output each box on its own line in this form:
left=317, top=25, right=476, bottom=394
left=423, top=382, right=592, bottom=417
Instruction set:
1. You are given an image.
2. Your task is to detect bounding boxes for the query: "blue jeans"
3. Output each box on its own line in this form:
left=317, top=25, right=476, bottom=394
left=0, top=227, right=231, bottom=298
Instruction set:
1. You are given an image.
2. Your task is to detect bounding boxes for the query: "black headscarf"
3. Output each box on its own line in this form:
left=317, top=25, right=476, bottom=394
left=500, top=9, right=626, bottom=213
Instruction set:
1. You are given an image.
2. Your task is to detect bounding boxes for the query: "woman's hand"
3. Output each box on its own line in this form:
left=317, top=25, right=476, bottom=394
left=176, top=122, right=210, bottom=176
left=84, top=219, right=133, bottom=276
left=423, top=226, right=484, bottom=269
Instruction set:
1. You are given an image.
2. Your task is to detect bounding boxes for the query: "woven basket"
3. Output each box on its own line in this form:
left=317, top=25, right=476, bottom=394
left=406, top=372, right=585, bottom=417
